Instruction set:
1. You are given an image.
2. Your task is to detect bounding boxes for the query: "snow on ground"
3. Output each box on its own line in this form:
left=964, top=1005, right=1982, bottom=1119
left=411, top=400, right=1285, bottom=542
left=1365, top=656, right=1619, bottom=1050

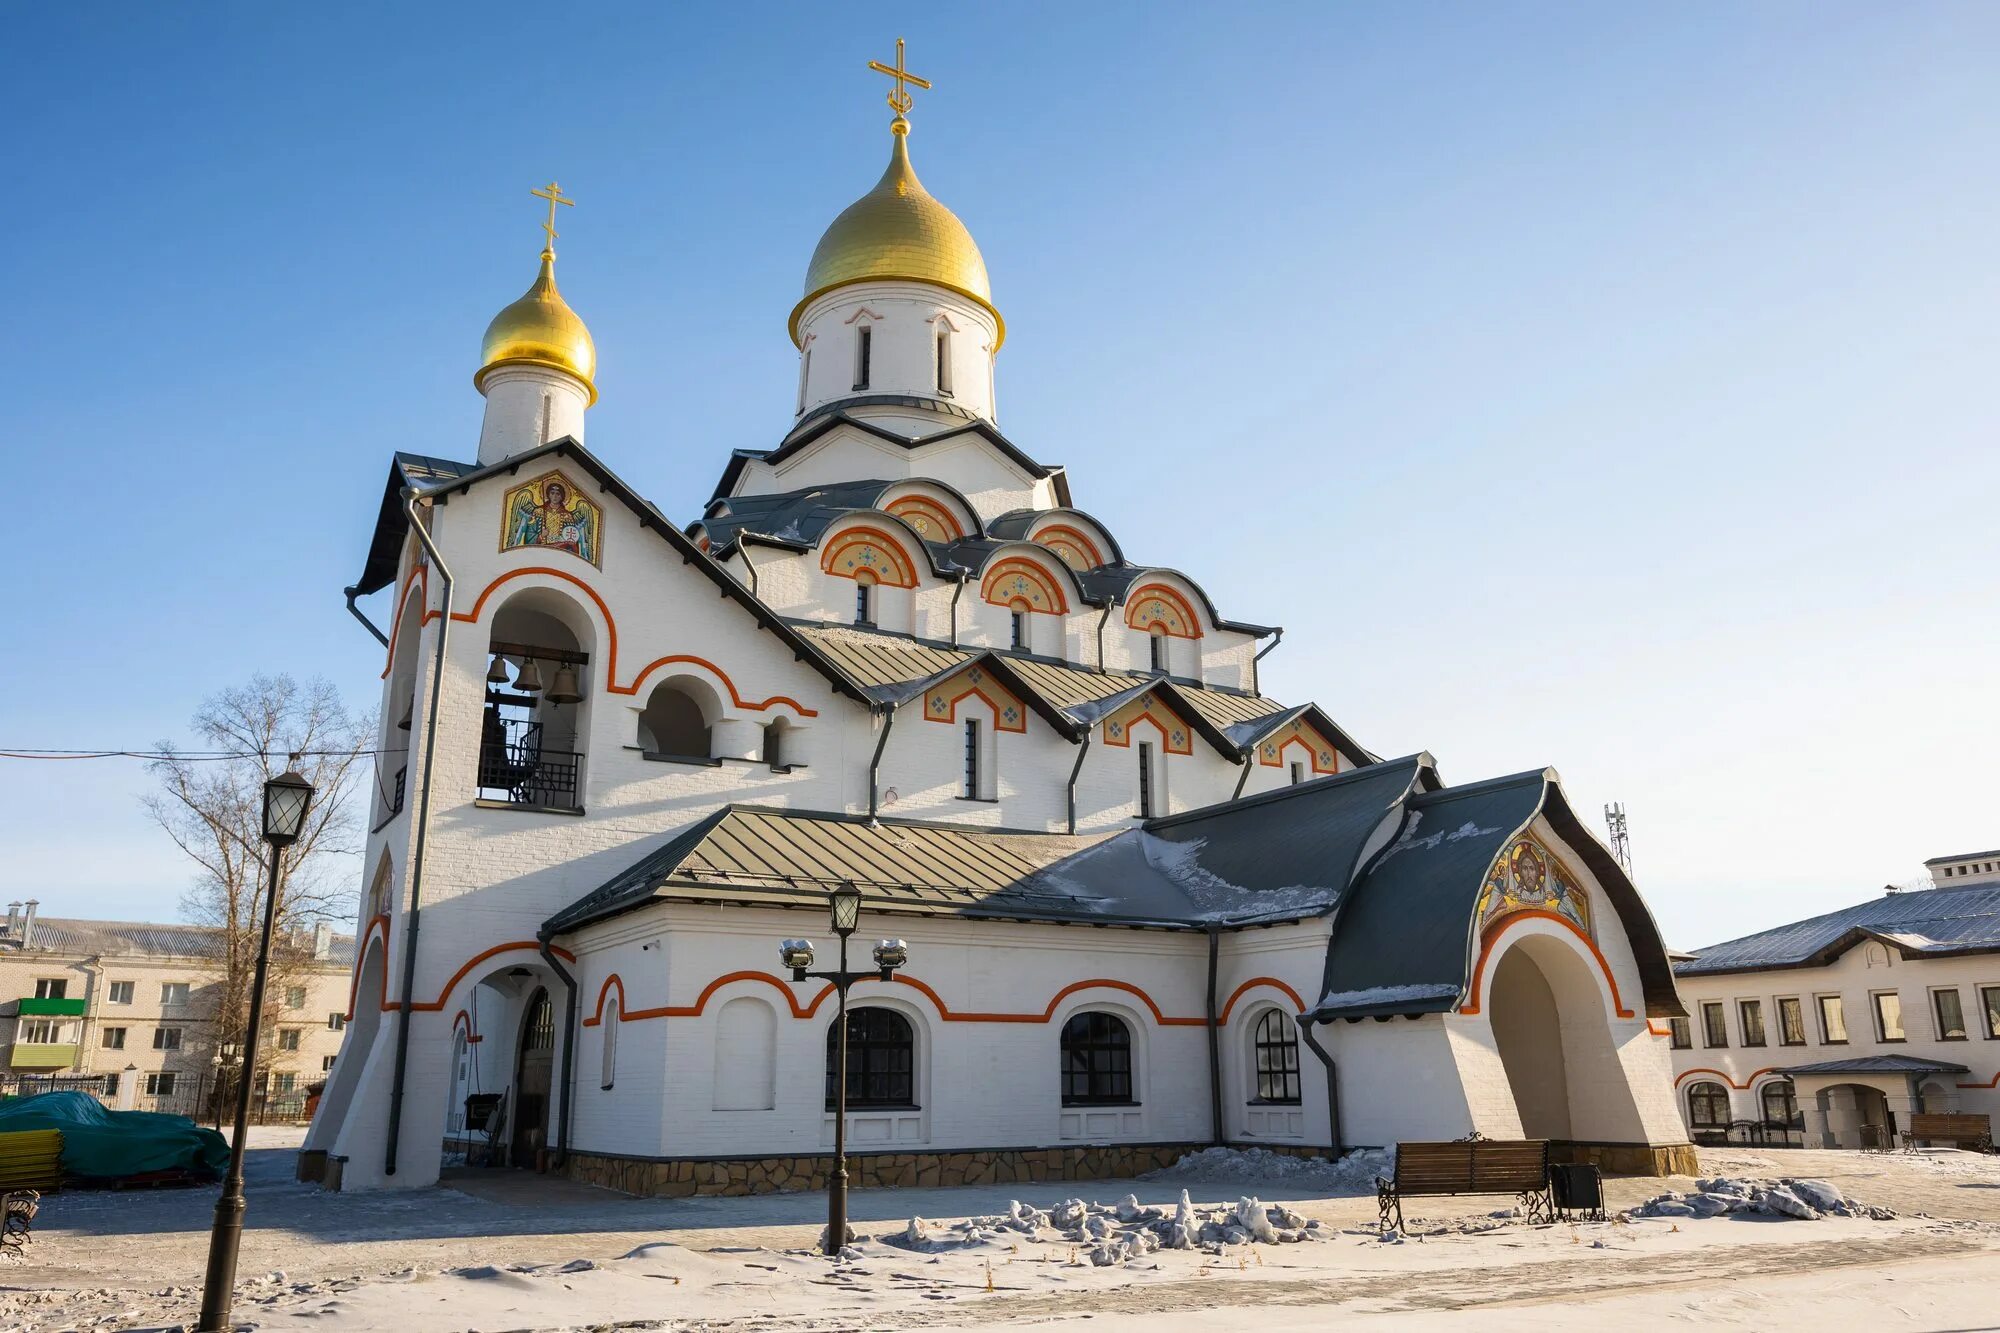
left=1140, top=1144, right=1392, bottom=1193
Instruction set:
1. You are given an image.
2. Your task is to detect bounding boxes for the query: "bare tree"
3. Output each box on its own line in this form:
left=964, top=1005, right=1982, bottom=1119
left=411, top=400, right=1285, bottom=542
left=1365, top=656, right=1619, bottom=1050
left=145, top=675, right=374, bottom=1101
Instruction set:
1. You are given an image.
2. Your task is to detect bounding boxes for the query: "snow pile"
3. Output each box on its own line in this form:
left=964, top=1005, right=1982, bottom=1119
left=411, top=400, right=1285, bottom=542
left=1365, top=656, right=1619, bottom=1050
left=1142, top=1145, right=1392, bottom=1196
left=1627, top=1176, right=1896, bottom=1222
left=877, top=1190, right=1327, bottom=1264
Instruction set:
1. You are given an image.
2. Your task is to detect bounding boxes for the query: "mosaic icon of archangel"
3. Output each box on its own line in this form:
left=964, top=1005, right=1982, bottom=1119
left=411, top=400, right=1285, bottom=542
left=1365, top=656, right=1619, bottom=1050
left=501, top=470, right=602, bottom=566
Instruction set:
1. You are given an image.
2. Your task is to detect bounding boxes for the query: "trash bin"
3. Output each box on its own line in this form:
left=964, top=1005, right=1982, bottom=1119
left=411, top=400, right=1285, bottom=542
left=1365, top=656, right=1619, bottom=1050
left=1549, top=1162, right=1604, bottom=1220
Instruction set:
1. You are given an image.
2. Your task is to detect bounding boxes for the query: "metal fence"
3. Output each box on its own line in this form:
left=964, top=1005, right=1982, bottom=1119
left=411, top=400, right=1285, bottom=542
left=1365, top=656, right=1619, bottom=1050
left=0, top=1072, right=312, bottom=1127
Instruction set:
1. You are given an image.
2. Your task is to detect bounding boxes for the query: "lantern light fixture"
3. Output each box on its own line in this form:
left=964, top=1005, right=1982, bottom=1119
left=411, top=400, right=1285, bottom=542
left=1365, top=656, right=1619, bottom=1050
left=829, top=885, right=862, bottom=936
left=871, top=938, right=908, bottom=974
left=260, top=771, right=315, bottom=847
left=779, top=938, right=816, bottom=978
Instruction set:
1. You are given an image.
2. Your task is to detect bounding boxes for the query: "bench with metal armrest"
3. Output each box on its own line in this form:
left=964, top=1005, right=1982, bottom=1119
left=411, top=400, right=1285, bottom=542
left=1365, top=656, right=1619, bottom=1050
left=1377, top=1139, right=1552, bottom=1234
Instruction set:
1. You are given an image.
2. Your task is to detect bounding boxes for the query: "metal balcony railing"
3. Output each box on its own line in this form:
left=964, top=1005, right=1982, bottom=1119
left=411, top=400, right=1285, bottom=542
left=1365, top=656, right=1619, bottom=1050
left=477, top=717, right=581, bottom=810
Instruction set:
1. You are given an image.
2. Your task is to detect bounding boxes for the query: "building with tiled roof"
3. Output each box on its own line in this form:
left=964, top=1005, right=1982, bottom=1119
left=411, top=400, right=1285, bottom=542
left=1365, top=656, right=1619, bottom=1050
left=306, top=49, right=1692, bottom=1196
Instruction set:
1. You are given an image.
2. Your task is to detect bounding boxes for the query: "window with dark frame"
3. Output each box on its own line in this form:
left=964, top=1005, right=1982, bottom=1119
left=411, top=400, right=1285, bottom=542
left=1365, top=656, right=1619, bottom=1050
left=1760, top=1079, right=1801, bottom=1128
left=1983, top=985, right=2000, bottom=1039
left=102, top=1027, right=126, bottom=1050
left=145, top=1072, right=176, bottom=1097
left=1251, top=1010, right=1302, bottom=1104
left=1933, top=988, right=1967, bottom=1040
left=826, top=1007, right=914, bottom=1109
left=1061, top=1011, right=1134, bottom=1106
left=1686, top=1081, right=1730, bottom=1129
left=854, top=580, right=873, bottom=625
left=1701, top=1001, right=1728, bottom=1048
left=1668, top=1016, right=1692, bottom=1049
left=108, top=981, right=133, bottom=1005
left=935, top=326, right=952, bottom=394
left=153, top=1027, right=182, bottom=1051
left=963, top=718, right=981, bottom=799
left=1873, top=990, right=1906, bottom=1042
left=33, top=979, right=66, bottom=1000
left=1148, top=632, right=1167, bottom=674
left=328, top=1012, right=347, bottom=1031
left=1137, top=741, right=1155, bottom=818
left=1010, top=608, right=1026, bottom=650
left=1289, top=762, right=1305, bottom=786
left=278, top=1028, right=301, bottom=1051
left=762, top=722, right=784, bottom=769
left=854, top=323, right=872, bottom=390
left=1738, top=999, right=1766, bottom=1047
left=1817, top=993, right=1848, bottom=1043
left=1777, top=996, right=1806, bottom=1046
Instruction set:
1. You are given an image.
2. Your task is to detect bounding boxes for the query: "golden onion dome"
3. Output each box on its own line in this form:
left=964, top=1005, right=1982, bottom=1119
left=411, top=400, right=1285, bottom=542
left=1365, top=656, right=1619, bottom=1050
left=790, top=118, right=1002, bottom=349
left=476, top=251, right=598, bottom=404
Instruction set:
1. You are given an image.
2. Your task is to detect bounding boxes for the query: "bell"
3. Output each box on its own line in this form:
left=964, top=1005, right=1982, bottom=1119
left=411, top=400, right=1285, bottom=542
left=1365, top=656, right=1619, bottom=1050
left=485, top=656, right=511, bottom=685
left=514, top=659, right=545, bottom=694
left=546, top=663, right=581, bottom=705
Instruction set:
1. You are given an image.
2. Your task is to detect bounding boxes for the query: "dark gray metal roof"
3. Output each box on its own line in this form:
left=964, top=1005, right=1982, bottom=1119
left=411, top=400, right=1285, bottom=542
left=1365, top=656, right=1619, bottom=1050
left=10, top=918, right=355, bottom=967
left=352, top=453, right=477, bottom=595
left=712, top=409, right=1068, bottom=505
left=984, top=507, right=1127, bottom=566
left=1676, top=883, right=2000, bottom=976
left=1778, top=1054, right=1970, bottom=1077
left=1925, top=849, right=2000, bottom=865
left=696, top=480, right=899, bottom=554
left=544, top=755, right=1431, bottom=936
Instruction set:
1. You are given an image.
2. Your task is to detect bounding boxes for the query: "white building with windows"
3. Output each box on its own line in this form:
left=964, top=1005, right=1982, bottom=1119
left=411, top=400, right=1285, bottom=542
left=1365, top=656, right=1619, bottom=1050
left=1669, top=850, right=2000, bottom=1149
left=303, top=53, right=1694, bottom=1195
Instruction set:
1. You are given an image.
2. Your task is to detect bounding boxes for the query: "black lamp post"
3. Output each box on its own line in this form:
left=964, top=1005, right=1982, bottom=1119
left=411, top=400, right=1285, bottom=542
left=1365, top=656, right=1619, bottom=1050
left=779, top=885, right=908, bottom=1256
left=196, top=769, right=314, bottom=1333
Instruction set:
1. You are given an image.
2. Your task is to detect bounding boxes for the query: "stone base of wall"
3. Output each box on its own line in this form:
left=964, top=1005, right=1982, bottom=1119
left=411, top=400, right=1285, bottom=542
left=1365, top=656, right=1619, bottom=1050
left=564, top=1141, right=1331, bottom=1199
left=1551, top=1140, right=1698, bottom=1178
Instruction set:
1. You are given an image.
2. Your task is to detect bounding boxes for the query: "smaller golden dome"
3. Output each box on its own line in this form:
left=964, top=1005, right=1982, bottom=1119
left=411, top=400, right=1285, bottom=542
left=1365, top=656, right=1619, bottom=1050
left=476, top=251, right=598, bottom=404
left=791, top=119, right=1001, bottom=348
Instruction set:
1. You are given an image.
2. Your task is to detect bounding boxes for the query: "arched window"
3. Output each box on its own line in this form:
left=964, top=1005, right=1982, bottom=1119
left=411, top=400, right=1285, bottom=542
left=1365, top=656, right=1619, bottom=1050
left=1148, top=625, right=1168, bottom=674
left=1760, top=1079, right=1799, bottom=1127
left=599, top=997, right=619, bottom=1090
left=1061, top=1012, right=1133, bottom=1106
left=638, top=682, right=712, bottom=759
left=935, top=323, right=952, bottom=395
left=854, top=322, right=872, bottom=390
left=1686, top=1080, right=1730, bottom=1129
left=1250, top=1010, right=1301, bottom=1105
left=762, top=718, right=791, bottom=769
left=826, top=1007, right=914, bottom=1109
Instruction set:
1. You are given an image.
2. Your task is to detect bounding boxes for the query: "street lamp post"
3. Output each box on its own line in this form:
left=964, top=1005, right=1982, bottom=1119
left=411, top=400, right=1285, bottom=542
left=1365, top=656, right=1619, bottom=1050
left=778, top=885, right=908, bottom=1256
left=196, top=769, right=314, bottom=1333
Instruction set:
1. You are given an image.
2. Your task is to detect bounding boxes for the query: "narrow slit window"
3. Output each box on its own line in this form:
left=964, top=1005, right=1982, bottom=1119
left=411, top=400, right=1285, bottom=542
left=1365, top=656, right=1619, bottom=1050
left=1738, top=999, right=1765, bottom=1047
left=963, top=718, right=981, bottom=799
left=854, top=579, right=873, bottom=625
left=1009, top=608, right=1026, bottom=650
left=1148, top=630, right=1168, bottom=674
left=1289, top=761, right=1305, bottom=786
left=1777, top=996, right=1805, bottom=1046
left=1137, top=741, right=1155, bottom=818
left=1933, top=988, right=1967, bottom=1040
left=796, top=347, right=811, bottom=414
left=1701, top=1001, right=1727, bottom=1048
left=854, top=324, right=872, bottom=390
left=935, top=325, right=952, bottom=394
left=1872, top=991, right=1905, bottom=1042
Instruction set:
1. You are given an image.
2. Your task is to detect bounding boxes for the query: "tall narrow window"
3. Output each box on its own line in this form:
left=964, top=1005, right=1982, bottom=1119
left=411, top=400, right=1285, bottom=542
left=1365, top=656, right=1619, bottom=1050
left=600, top=998, right=619, bottom=1090
left=1872, top=990, right=1905, bottom=1041
left=1137, top=741, right=1155, bottom=818
left=1060, top=1012, right=1133, bottom=1106
left=935, top=325, right=952, bottom=394
left=1700, top=1001, right=1728, bottom=1048
left=1982, top=985, right=2000, bottom=1039
left=1817, top=994, right=1847, bottom=1043
left=1251, top=1010, right=1301, bottom=1104
left=854, top=579, right=873, bottom=625
left=1668, top=1016, right=1692, bottom=1049
left=1738, top=999, right=1766, bottom=1047
left=1009, top=608, right=1026, bottom=650
left=827, top=1007, right=914, bottom=1108
left=854, top=324, right=872, bottom=390
left=796, top=347, right=811, bottom=414
left=1761, top=1079, right=1801, bottom=1129
left=1148, top=630, right=1168, bottom=674
left=1686, top=1081, right=1730, bottom=1129
left=1777, top=996, right=1806, bottom=1046
left=1289, top=761, right=1305, bottom=786
left=962, top=719, right=981, bottom=799
left=1932, top=988, right=1967, bottom=1040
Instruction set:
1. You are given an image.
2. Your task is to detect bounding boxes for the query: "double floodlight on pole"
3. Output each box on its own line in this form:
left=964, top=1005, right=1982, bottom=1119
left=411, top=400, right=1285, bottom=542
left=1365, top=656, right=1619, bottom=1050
left=196, top=770, right=315, bottom=1333
left=777, top=884, right=909, bottom=1256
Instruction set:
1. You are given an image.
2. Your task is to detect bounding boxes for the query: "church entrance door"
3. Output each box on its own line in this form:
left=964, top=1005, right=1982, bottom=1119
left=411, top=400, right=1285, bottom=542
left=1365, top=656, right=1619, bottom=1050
left=511, top=986, right=554, bottom=1167
left=1486, top=929, right=1646, bottom=1143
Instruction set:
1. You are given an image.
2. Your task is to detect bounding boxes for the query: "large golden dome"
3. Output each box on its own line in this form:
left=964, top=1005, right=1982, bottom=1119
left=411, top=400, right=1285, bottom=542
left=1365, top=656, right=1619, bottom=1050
left=476, top=252, right=598, bottom=404
left=790, top=120, right=1002, bottom=348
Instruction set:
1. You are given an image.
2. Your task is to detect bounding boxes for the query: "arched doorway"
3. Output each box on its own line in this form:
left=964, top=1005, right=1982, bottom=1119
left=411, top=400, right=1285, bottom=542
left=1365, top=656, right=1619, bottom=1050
left=1815, top=1082, right=1894, bottom=1149
left=511, top=987, right=554, bottom=1167
left=1485, top=928, right=1646, bottom=1143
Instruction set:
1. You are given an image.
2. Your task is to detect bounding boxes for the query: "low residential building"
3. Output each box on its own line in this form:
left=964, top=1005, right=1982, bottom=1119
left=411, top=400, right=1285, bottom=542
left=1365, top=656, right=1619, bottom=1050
left=0, top=900, right=356, bottom=1114
left=1669, top=851, right=2000, bottom=1148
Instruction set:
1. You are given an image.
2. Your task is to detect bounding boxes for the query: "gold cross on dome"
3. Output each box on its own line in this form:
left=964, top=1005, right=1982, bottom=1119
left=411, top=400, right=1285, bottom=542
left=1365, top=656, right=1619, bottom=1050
left=867, top=38, right=931, bottom=118
left=531, top=180, right=574, bottom=255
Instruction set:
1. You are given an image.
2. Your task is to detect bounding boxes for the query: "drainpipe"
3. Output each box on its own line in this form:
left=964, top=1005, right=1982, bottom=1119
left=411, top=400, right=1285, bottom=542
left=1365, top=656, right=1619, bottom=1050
left=866, top=704, right=897, bottom=821
left=1298, top=1019, right=1344, bottom=1155
left=1094, top=603, right=1114, bottom=672
left=1205, top=928, right=1225, bottom=1146
left=536, top=934, right=580, bottom=1167
left=344, top=585, right=389, bottom=648
left=739, top=544, right=761, bottom=598
left=1231, top=756, right=1253, bottom=801
left=949, top=571, right=968, bottom=646
left=1064, top=732, right=1092, bottom=834
left=384, top=487, right=453, bottom=1178
left=1250, top=627, right=1283, bottom=697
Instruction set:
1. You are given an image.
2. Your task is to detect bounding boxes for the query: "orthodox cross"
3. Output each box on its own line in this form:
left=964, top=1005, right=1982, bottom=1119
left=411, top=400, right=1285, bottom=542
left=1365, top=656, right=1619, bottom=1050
left=867, top=38, right=930, bottom=118
left=531, top=180, right=574, bottom=255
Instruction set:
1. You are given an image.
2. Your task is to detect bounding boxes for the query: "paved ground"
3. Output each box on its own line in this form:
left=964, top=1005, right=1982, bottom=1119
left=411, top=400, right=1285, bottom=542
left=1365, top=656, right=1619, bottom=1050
left=8, top=1135, right=2000, bottom=1330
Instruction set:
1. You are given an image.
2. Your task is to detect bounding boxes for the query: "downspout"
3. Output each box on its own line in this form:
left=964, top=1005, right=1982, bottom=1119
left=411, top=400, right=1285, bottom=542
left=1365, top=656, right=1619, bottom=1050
left=1094, top=603, right=1114, bottom=672
left=739, top=543, right=761, bottom=599
left=866, top=704, right=897, bottom=821
left=1298, top=1019, right=1344, bottom=1155
left=384, top=488, right=453, bottom=1178
left=1250, top=627, right=1283, bottom=698
left=344, top=585, right=389, bottom=648
left=1064, top=731, right=1092, bottom=834
left=949, top=571, right=968, bottom=646
left=536, top=934, right=580, bottom=1167
left=1205, top=928, right=1225, bottom=1146
left=1231, top=755, right=1252, bottom=801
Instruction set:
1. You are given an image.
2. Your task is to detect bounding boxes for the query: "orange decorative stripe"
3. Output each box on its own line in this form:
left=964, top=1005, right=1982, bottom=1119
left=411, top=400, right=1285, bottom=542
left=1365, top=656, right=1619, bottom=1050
left=820, top=526, right=919, bottom=588
left=380, top=566, right=430, bottom=681
left=1674, top=1066, right=1782, bottom=1091
left=1956, top=1070, right=2000, bottom=1090
left=1458, top=909, right=1635, bottom=1019
left=584, top=971, right=1213, bottom=1027
left=1125, top=583, right=1202, bottom=639
left=450, top=1009, right=483, bottom=1044
left=1216, top=977, right=1308, bottom=1025
left=447, top=567, right=814, bottom=713
left=885, top=495, right=966, bottom=541
left=380, top=940, right=577, bottom=1014
left=1032, top=523, right=1105, bottom=572
left=1254, top=723, right=1340, bottom=776
left=581, top=973, right=629, bottom=1027
left=1647, top=1020, right=1674, bottom=1038
left=979, top=556, right=1071, bottom=615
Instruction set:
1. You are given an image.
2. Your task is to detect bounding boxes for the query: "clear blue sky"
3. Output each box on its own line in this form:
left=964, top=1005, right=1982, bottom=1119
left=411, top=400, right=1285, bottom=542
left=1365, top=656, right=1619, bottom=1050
left=6, top=4, right=1996, bottom=949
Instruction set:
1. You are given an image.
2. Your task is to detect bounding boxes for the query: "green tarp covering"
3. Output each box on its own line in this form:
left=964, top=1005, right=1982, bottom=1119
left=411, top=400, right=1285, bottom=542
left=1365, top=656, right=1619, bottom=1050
left=0, top=1091, right=228, bottom=1182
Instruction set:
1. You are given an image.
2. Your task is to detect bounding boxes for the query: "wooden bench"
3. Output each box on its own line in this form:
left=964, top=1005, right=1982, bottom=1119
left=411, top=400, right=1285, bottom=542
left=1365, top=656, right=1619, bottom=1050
left=0, top=1191, right=36, bottom=1256
left=1903, top=1113, right=1993, bottom=1153
left=1377, top=1139, right=1552, bottom=1234
left=0, top=1130, right=62, bottom=1193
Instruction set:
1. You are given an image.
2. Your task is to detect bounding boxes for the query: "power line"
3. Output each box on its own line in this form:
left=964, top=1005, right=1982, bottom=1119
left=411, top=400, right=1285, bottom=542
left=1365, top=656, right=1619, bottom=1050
left=0, top=747, right=398, bottom=763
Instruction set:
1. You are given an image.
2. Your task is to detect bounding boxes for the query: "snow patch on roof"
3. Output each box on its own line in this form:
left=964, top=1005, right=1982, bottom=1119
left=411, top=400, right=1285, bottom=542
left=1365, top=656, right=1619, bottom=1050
left=1314, top=982, right=1461, bottom=1013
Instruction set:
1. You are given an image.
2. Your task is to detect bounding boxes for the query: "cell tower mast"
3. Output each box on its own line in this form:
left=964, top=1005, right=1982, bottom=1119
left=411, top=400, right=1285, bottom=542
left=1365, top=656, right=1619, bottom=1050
left=1605, top=802, right=1632, bottom=875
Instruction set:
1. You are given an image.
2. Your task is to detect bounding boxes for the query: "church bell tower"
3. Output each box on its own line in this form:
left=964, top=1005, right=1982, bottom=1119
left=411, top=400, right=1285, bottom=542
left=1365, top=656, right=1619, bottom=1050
left=474, top=181, right=597, bottom=465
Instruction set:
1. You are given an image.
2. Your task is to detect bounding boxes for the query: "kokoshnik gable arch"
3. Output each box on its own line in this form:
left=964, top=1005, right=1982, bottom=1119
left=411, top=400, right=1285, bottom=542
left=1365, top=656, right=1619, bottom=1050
left=307, top=47, right=1692, bottom=1195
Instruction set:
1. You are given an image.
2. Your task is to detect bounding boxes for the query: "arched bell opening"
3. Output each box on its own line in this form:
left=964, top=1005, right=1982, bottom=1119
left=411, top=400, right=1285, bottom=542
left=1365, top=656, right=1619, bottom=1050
left=481, top=588, right=595, bottom=810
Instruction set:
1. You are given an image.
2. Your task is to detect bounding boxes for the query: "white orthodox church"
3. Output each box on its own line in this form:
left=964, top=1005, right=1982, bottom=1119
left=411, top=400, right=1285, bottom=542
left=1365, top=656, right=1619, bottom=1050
left=302, top=51, right=1695, bottom=1195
